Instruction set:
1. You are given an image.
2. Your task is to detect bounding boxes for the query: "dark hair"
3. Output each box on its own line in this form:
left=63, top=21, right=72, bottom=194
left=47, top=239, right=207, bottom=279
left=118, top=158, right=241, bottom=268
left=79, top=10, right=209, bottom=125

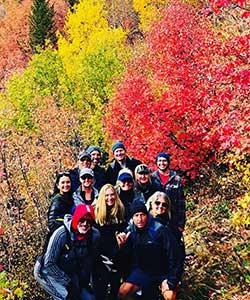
left=53, top=172, right=72, bottom=195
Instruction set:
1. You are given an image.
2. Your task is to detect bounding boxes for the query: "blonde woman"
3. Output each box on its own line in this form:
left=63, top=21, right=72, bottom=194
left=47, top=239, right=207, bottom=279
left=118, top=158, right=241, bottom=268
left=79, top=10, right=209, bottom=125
left=148, top=191, right=185, bottom=286
left=93, top=184, right=128, bottom=300
left=147, top=191, right=172, bottom=227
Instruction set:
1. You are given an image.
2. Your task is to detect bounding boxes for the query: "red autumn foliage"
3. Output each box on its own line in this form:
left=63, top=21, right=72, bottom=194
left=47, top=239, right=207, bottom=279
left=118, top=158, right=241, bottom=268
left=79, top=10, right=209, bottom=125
left=105, top=1, right=250, bottom=178
left=209, top=0, right=248, bottom=12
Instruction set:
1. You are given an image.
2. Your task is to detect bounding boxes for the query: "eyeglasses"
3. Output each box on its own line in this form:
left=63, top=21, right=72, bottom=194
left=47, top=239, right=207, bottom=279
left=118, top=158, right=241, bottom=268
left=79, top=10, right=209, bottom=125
left=81, top=175, right=93, bottom=180
left=78, top=218, right=93, bottom=225
left=154, top=201, right=167, bottom=208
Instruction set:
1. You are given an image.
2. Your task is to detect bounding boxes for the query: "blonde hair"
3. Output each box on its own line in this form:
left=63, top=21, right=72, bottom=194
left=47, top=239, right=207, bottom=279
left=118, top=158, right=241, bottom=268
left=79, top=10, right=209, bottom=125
left=146, top=191, right=171, bottom=219
left=95, top=184, right=125, bottom=226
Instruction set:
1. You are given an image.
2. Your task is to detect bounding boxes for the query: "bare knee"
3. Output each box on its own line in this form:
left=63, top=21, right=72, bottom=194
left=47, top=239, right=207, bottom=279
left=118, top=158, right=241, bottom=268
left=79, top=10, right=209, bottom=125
left=119, top=282, right=140, bottom=297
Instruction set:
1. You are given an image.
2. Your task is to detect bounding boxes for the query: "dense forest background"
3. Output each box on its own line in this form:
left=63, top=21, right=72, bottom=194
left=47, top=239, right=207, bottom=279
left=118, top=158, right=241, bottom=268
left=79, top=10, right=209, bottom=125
left=0, top=0, right=249, bottom=299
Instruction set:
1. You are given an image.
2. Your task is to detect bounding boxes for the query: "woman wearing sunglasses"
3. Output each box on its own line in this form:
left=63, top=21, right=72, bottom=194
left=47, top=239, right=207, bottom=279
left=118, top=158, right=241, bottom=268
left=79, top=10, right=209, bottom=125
left=147, top=192, right=185, bottom=286
left=147, top=192, right=171, bottom=226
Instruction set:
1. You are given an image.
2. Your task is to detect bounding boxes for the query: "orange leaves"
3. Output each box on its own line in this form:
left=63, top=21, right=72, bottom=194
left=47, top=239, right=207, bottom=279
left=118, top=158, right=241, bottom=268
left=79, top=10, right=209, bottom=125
left=0, top=0, right=68, bottom=88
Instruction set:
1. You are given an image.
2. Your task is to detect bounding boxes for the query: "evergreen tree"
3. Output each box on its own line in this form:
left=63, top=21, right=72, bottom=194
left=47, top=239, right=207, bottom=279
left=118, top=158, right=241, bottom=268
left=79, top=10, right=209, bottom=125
left=68, top=0, right=78, bottom=11
left=29, top=0, right=56, bottom=52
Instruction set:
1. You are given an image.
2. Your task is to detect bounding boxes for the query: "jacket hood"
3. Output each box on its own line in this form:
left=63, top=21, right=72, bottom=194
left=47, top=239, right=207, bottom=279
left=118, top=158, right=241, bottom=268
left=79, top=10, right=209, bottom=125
left=64, top=214, right=73, bottom=233
left=71, top=204, right=95, bottom=231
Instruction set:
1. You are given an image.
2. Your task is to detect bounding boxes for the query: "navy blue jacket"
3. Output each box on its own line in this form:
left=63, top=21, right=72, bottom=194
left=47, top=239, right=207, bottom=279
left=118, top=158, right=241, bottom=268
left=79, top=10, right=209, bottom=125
left=121, top=216, right=180, bottom=290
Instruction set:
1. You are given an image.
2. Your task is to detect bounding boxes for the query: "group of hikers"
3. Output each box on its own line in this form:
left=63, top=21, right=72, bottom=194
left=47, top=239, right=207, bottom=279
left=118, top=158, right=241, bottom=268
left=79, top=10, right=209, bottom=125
left=34, top=141, right=186, bottom=300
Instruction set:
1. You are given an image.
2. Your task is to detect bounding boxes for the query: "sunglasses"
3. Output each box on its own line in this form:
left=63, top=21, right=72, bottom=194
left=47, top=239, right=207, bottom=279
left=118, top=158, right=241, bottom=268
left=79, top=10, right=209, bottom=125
left=81, top=175, right=93, bottom=180
left=138, top=171, right=149, bottom=175
left=58, top=171, right=70, bottom=176
left=121, top=179, right=133, bottom=184
left=154, top=201, right=167, bottom=208
left=78, top=218, right=93, bottom=225
left=80, top=157, right=91, bottom=162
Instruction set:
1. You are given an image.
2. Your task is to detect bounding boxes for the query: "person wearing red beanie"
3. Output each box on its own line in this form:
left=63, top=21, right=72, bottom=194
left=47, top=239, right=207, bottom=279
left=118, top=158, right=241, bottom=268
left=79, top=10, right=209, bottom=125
left=34, top=204, right=100, bottom=300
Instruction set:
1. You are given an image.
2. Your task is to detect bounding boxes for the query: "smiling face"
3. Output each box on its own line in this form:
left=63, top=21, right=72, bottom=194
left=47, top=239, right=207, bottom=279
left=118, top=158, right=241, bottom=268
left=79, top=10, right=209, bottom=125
left=105, top=187, right=116, bottom=207
left=157, top=157, right=169, bottom=172
left=113, top=148, right=126, bottom=162
left=80, top=174, right=94, bottom=188
left=57, top=175, right=71, bottom=194
left=78, top=157, right=92, bottom=169
left=120, top=179, right=133, bottom=191
left=77, top=217, right=92, bottom=235
left=137, top=173, right=150, bottom=185
left=90, top=150, right=101, bottom=165
left=151, top=196, right=168, bottom=216
left=132, top=212, right=148, bottom=229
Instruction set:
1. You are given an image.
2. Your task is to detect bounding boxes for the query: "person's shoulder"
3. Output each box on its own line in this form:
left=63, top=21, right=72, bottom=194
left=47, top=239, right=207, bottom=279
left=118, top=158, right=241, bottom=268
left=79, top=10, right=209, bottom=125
left=50, top=224, right=68, bottom=242
left=130, top=157, right=142, bottom=164
left=152, top=170, right=159, bottom=177
left=106, top=159, right=116, bottom=170
left=151, top=216, right=165, bottom=230
left=69, top=167, right=79, bottom=175
left=94, top=164, right=105, bottom=173
left=169, top=170, right=182, bottom=182
left=92, top=226, right=101, bottom=240
left=51, top=193, right=62, bottom=202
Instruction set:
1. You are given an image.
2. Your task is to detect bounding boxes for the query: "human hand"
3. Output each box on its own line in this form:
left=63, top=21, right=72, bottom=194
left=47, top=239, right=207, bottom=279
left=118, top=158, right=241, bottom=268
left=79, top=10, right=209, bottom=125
left=162, top=290, right=176, bottom=300
left=161, top=279, right=176, bottom=300
left=115, top=231, right=130, bottom=247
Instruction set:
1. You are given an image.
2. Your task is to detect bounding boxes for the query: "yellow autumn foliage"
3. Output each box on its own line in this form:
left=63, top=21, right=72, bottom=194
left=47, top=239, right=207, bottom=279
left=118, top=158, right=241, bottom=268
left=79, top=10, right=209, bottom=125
left=228, top=154, right=250, bottom=228
left=57, top=0, right=127, bottom=146
left=133, top=0, right=168, bottom=30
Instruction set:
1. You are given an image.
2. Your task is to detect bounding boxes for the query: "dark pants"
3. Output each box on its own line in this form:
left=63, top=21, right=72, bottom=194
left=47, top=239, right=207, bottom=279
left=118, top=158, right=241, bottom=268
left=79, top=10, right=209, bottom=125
left=67, top=271, right=94, bottom=300
left=93, top=263, right=121, bottom=300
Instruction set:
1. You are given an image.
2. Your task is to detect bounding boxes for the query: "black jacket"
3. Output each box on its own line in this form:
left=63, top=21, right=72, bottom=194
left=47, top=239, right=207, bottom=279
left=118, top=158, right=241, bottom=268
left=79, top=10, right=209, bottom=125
left=47, top=193, right=74, bottom=234
left=105, top=156, right=142, bottom=185
left=93, top=165, right=106, bottom=191
left=69, top=167, right=81, bottom=193
left=134, top=181, right=158, bottom=203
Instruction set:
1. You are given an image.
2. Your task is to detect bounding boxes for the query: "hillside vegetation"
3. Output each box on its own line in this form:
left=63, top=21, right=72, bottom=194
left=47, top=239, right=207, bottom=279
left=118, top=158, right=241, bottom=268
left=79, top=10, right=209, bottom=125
left=0, top=0, right=249, bottom=299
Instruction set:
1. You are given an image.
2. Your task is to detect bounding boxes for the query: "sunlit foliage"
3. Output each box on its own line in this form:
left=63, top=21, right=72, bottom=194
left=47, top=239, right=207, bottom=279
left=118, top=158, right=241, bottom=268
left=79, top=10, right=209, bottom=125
left=105, top=0, right=249, bottom=178
left=57, top=0, right=127, bottom=146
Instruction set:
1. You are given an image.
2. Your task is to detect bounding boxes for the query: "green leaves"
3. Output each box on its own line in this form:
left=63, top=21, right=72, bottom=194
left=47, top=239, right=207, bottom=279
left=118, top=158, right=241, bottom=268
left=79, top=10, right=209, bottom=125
left=29, top=0, right=56, bottom=52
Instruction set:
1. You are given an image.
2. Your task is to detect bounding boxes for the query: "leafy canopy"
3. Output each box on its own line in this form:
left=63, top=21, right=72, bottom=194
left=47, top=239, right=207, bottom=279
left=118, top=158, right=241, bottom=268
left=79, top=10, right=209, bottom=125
left=105, top=0, right=249, bottom=177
